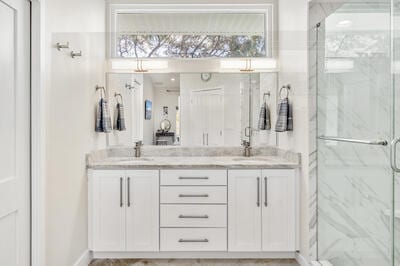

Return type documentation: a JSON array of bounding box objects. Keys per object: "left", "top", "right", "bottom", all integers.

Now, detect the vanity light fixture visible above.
[
  {"left": 110, "top": 59, "right": 168, "bottom": 71},
  {"left": 170, "top": 78, "right": 176, "bottom": 82},
  {"left": 240, "top": 59, "right": 255, "bottom": 72},
  {"left": 325, "top": 58, "right": 354, "bottom": 73},
  {"left": 220, "top": 58, "right": 278, "bottom": 72}
]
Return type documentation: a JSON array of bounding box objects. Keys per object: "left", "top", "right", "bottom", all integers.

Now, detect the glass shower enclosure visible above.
[{"left": 315, "top": 1, "right": 400, "bottom": 265}]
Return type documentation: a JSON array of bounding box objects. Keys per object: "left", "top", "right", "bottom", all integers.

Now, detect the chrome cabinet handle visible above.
[
  {"left": 257, "top": 177, "right": 260, "bottom": 207},
  {"left": 179, "top": 176, "right": 209, "bottom": 180},
  {"left": 127, "top": 177, "right": 131, "bottom": 207},
  {"left": 178, "top": 215, "right": 209, "bottom": 219},
  {"left": 179, "top": 194, "right": 209, "bottom": 198},
  {"left": 264, "top": 177, "right": 268, "bottom": 207},
  {"left": 391, "top": 137, "right": 400, "bottom": 172},
  {"left": 179, "top": 238, "right": 209, "bottom": 243},
  {"left": 120, "top": 177, "right": 123, "bottom": 207}
]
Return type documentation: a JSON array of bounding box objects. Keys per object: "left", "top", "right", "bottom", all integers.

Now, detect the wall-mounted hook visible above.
[
  {"left": 56, "top": 42, "right": 69, "bottom": 51},
  {"left": 96, "top": 85, "right": 106, "bottom": 98},
  {"left": 263, "top": 92, "right": 271, "bottom": 102},
  {"left": 279, "top": 84, "right": 291, "bottom": 99},
  {"left": 114, "top": 93, "right": 123, "bottom": 104},
  {"left": 71, "top": 51, "right": 82, "bottom": 58}
]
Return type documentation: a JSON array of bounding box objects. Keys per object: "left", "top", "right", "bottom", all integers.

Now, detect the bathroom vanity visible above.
[{"left": 87, "top": 147, "right": 300, "bottom": 259}]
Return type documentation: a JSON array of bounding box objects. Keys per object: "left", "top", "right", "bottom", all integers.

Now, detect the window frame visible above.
[{"left": 106, "top": 3, "right": 276, "bottom": 59}]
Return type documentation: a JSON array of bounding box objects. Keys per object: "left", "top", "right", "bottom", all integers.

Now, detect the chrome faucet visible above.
[
  {"left": 134, "top": 141, "right": 143, "bottom": 157},
  {"left": 242, "top": 140, "right": 252, "bottom": 157}
]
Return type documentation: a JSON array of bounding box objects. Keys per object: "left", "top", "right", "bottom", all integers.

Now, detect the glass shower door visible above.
[
  {"left": 316, "top": 2, "right": 393, "bottom": 265},
  {"left": 393, "top": 1, "right": 400, "bottom": 265}
]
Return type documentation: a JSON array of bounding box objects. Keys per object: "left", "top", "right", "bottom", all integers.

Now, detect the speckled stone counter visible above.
[{"left": 87, "top": 146, "right": 301, "bottom": 170}]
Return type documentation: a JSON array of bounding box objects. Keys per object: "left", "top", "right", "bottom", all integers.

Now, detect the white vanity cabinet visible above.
[
  {"left": 88, "top": 167, "right": 298, "bottom": 258},
  {"left": 228, "top": 169, "right": 296, "bottom": 252},
  {"left": 89, "top": 170, "right": 159, "bottom": 252}
]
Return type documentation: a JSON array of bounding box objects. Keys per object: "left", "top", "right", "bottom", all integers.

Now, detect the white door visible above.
[
  {"left": 261, "top": 169, "right": 296, "bottom": 251},
  {"left": 190, "top": 91, "right": 207, "bottom": 146},
  {"left": 126, "top": 170, "right": 159, "bottom": 251},
  {"left": 228, "top": 170, "right": 262, "bottom": 251},
  {"left": 0, "top": 0, "right": 30, "bottom": 265},
  {"left": 92, "top": 171, "right": 126, "bottom": 251},
  {"left": 206, "top": 89, "right": 224, "bottom": 146}
]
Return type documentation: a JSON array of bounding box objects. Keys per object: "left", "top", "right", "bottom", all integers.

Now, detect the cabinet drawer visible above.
[
  {"left": 160, "top": 186, "right": 227, "bottom": 204},
  {"left": 161, "top": 205, "right": 226, "bottom": 228},
  {"left": 160, "top": 170, "right": 227, "bottom": 186},
  {"left": 160, "top": 228, "right": 227, "bottom": 251}
]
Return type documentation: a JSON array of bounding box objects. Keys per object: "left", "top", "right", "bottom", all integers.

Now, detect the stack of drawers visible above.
[{"left": 159, "top": 169, "right": 228, "bottom": 251}]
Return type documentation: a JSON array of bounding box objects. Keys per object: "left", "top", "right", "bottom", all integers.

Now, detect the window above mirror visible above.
[{"left": 108, "top": 4, "right": 274, "bottom": 59}]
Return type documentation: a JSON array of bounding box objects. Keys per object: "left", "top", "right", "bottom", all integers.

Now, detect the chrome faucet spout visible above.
[
  {"left": 242, "top": 140, "right": 252, "bottom": 157},
  {"left": 134, "top": 141, "right": 143, "bottom": 158}
]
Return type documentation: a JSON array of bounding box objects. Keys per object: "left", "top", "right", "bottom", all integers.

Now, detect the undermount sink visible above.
[{"left": 108, "top": 157, "right": 154, "bottom": 162}]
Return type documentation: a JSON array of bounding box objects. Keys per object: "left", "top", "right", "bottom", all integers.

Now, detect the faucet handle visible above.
[{"left": 135, "top": 141, "right": 143, "bottom": 147}]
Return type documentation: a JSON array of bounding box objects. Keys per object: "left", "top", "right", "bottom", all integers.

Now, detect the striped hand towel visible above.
[
  {"left": 258, "top": 102, "right": 267, "bottom": 130},
  {"left": 101, "top": 99, "right": 112, "bottom": 133},
  {"left": 114, "top": 103, "right": 126, "bottom": 131},
  {"left": 258, "top": 102, "right": 271, "bottom": 131},
  {"left": 95, "top": 98, "right": 112, "bottom": 133},
  {"left": 95, "top": 99, "right": 102, "bottom": 132},
  {"left": 275, "top": 97, "right": 289, "bottom": 132}
]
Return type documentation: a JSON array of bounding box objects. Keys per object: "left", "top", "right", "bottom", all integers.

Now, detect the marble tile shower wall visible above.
[{"left": 308, "top": 3, "right": 342, "bottom": 261}]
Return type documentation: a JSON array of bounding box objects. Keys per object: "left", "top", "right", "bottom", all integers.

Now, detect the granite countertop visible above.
[{"left": 87, "top": 146, "right": 301, "bottom": 170}]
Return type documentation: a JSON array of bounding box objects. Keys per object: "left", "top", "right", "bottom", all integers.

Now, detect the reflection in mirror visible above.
[{"left": 106, "top": 73, "right": 277, "bottom": 147}]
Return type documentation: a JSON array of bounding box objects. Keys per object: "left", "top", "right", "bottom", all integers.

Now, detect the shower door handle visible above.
[
  {"left": 391, "top": 137, "right": 400, "bottom": 172},
  {"left": 318, "top": 136, "right": 388, "bottom": 146}
]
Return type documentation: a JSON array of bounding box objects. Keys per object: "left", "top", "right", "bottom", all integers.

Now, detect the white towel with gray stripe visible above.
[
  {"left": 275, "top": 97, "right": 293, "bottom": 132},
  {"left": 258, "top": 102, "right": 271, "bottom": 130},
  {"left": 95, "top": 98, "right": 112, "bottom": 133}
]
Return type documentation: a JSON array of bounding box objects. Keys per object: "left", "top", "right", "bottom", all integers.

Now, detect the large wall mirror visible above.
[{"left": 106, "top": 72, "right": 278, "bottom": 147}]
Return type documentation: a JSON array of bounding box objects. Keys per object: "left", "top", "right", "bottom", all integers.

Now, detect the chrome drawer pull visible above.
[
  {"left": 178, "top": 215, "right": 209, "bottom": 219},
  {"left": 119, "top": 177, "right": 124, "bottom": 207},
  {"left": 178, "top": 194, "right": 209, "bottom": 198},
  {"left": 178, "top": 176, "right": 209, "bottom": 180},
  {"left": 256, "top": 177, "right": 260, "bottom": 207},
  {"left": 178, "top": 238, "right": 209, "bottom": 243}
]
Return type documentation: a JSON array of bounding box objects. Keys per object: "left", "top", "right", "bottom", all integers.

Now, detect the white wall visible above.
[
  {"left": 44, "top": 0, "right": 106, "bottom": 265},
  {"left": 143, "top": 75, "right": 155, "bottom": 145},
  {"left": 107, "top": 73, "right": 144, "bottom": 146},
  {"left": 277, "top": 0, "right": 310, "bottom": 261}
]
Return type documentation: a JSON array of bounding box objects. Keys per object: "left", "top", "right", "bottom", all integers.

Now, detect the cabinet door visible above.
[
  {"left": 228, "top": 170, "right": 262, "bottom": 251},
  {"left": 261, "top": 169, "right": 296, "bottom": 251},
  {"left": 92, "top": 171, "right": 125, "bottom": 251},
  {"left": 125, "top": 170, "right": 159, "bottom": 251}
]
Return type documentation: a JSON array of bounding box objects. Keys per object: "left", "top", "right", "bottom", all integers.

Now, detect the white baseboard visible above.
[
  {"left": 93, "top": 251, "right": 296, "bottom": 259},
  {"left": 74, "top": 250, "right": 92, "bottom": 266},
  {"left": 295, "top": 252, "right": 310, "bottom": 266}
]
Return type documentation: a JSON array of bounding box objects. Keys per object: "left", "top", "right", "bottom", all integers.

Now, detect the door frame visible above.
[{"left": 31, "top": 0, "right": 45, "bottom": 265}]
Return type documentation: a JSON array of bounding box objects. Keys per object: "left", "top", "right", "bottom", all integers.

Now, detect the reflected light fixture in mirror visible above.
[
  {"left": 220, "top": 58, "right": 278, "bottom": 72},
  {"left": 111, "top": 59, "right": 169, "bottom": 71}
]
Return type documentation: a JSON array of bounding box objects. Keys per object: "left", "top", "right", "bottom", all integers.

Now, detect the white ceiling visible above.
[{"left": 148, "top": 73, "right": 180, "bottom": 90}]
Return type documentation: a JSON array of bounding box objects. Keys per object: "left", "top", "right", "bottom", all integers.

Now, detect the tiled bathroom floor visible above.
[{"left": 89, "top": 259, "right": 300, "bottom": 266}]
